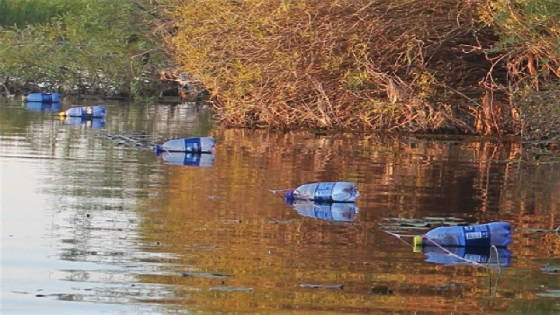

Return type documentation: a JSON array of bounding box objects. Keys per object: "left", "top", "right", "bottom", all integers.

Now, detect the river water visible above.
[{"left": 1, "top": 99, "right": 559, "bottom": 314}]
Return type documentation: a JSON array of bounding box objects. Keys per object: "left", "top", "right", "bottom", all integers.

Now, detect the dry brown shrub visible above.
[
  {"left": 474, "top": 0, "right": 560, "bottom": 136},
  {"left": 162, "top": 0, "right": 558, "bottom": 135}
]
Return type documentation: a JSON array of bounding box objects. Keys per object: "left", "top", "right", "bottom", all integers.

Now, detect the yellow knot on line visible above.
[{"left": 412, "top": 235, "right": 423, "bottom": 253}]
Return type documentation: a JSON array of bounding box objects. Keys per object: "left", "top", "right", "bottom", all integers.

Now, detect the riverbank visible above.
[
  {"left": 0, "top": 0, "right": 174, "bottom": 98},
  {"left": 1, "top": 0, "right": 559, "bottom": 141}
]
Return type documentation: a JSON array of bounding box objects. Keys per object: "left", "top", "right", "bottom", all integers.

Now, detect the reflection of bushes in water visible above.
[
  {"left": 164, "top": 0, "right": 560, "bottom": 137},
  {"left": 0, "top": 0, "right": 167, "bottom": 97},
  {"left": 216, "top": 129, "right": 559, "bottom": 222},
  {"left": 148, "top": 129, "right": 559, "bottom": 312}
]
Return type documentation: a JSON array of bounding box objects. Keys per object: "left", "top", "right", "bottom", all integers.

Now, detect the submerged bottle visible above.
[
  {"left": 289, "top": 200, "right": 358, "bottom": 222},
  {"left": 24, "top": 93, "right": 61, "bottom": 103},
  {"left": 154, "top": 137, "right": 215, "bottom": 153},
  {"left": 285, "top": 182, "right": 359, "bottom": 203},
  {"left": 160, "top": 152, "right": 215, "bottom": 167},
  {"left": 414, "top": 221, "right": 512, "bottom": 248},
  {"left": 59, "top": 105, "right": 106, "bottom": 118}
]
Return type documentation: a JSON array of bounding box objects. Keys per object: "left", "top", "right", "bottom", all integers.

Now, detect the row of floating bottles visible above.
[
  {"left": 24, "top": 93, "right": 513, "bottom": 268},
  {"left": 24, "top": 93, "right": 106, "bottom": 128}
]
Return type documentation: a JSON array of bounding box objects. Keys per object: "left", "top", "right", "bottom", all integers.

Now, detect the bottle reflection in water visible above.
[
  {"left": 420, "top": 246, "right": 511, "bottom": 268},
  {"left": 65, "top": 117, "right": 105, "bottom": 129},
  {"left": 161, "top": 152, "right": 215, "bottom": 167},
  {"left": 25, "top": 102, "right": 61, "bottom": 112},
  {"left": 287, "top": 200, "right": 358, "bottom": 222}
]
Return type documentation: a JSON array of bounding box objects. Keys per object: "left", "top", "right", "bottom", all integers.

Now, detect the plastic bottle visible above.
[
  {"left": 24, "top": 93, "right": 61, "bottom": 103},
  {"left": 284, "top": 182, "right": 359, "bottom": 203},
  {"left": 289, "top": 200, "right": 358, "bottom": 222},
  {"left": 413, "top": 222, "right": 512, "bottom": 248},
  {"left": 154, "top": 137, "right": 215, "bottom": 153},
  {"left": 421, "top": 246, "right": 511, "bottom": 268},
  {"left": 161, "top": 152, "right": 215, "bottom": 167},
  {"left": 59, "top": 105, "right": 106, "bottom": 118}
]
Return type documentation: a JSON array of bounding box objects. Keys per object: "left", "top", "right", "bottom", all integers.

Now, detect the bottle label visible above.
[
  {"left": 184, "top": 138, "right": 201, "bottom": 152},
  {"left": 464, "top": 254, "right": 486, "bottom": 263},
  {"left": 314, "top": 182, "right": 335, "bottom": 202},
  {"left": 463, "top": 225, "right": 490, "bottom": 247},
  {"left": 183, "top": 153, "right": 200, "bottom": 166},
  {"left": 313, "top": 204, "right": 333, "bottom": 221}
]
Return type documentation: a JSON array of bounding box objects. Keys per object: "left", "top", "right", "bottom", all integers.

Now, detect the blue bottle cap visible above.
[
  {"left": 284, "top": 191, "right": 295, "bottom": 205},
  {"left": 154, "top": 145, "right": 162, "bottom": 155}
]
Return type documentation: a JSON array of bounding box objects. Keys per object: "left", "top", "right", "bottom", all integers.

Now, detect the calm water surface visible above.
[{"left": 1, "top": 99, "right": 559, "bottom": 314}]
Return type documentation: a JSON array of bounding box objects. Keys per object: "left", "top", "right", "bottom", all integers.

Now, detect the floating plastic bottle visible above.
[
  {"left": 284, "top": 182, "right": 359, "bottom": 203},
  {"left": 420, "top": 245, "right": 511, "bottom": 268},
  {"left": 24, "top": 93, "right": 61, "bottom": 103},
  {"left": 161, "top": 152, "right": 215, "bottom": 167},
  {"left": 154, "top": 137, "right": 215, "bottom": 153},
  {"left": 65, "top": 116, "right": 105, "bottom": 129},
  {"left": 288, "top": 200, "right": 358, "bottom": 222},
  {"left": 413, "top": 222, "right": 512, "bottom": 248},
  {"left": 25, "top": 101, "right": 61, "bottom": 112},
  {"left": 59, "top": 105, "right": 106, "bottom": 118}
]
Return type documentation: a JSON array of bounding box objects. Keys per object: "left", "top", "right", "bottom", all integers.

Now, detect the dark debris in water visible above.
[
  {"left": 181, "top": 272, "right": 231, "bottom": 278},
  {"left": 537, "top": 289, "right": 560, "bottom": 298},
  {"left": 434, "top": 283, "right": 465, "bottom": 292},
  {"left": 223, "top": 219, "right": 242, "bottom": 224},
  {"left": 522, "top": 227, "right": 560, "bottom": 233},
  {"left": 379, "top": 216, "right": 468, "bottom": 232},
  {"left": 299, "top": 283, "right": 343, "bottom": 290},
  {"left": 541, "top": 264, "right": 560, "bottom": 275},
  {"left": 103, "top": 133, "right": 160, "bottom": 149},
  {"left": 369, "top": 285, "right": 393, "bottom": 295},
  {"left": 269, "top": 219, "right": 294, "bottom": 225},
  {"left": 210, "top": 287, "right": 253, "bottom": 292}
]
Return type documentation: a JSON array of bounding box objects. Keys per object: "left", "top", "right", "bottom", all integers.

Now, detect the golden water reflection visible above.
[
  {"left": 1, "top": 100, "right": 558, "bottom": 313},
  {"left": 139, "top": 129, "right": 560, "bottom": 313}
]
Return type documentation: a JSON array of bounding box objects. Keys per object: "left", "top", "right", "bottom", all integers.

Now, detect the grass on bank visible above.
[
  {"left": 0, "top": 0, "right": 169, "bottom": 97},
  {"left": 0, "top": 0, "right": 82, "bottom": 27}
]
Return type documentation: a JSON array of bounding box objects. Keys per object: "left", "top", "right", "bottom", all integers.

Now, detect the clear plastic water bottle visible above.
[
  {"left": 421, "top": 246, "right": 511, "bottom": 268},
  {"left": 289, "top": 200, "right": 358, "bottom": 222},
  {"left": 154, "top": 137, "right": 215, "bottom": 153},
  {"left": 60, "top": 105, "right": 106, "bottom": 118},
  {"left": 161, "top": 152, "right": 215, "bottom": 167},
  {"left": 285, "top": 182, "right": 359, "bottom": 203},
  {"left": 414, "top": 222, "right": 512, "bottom": 248},
  {"left": 24, "top": 93, "right": 61, "bottom": 103}
]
